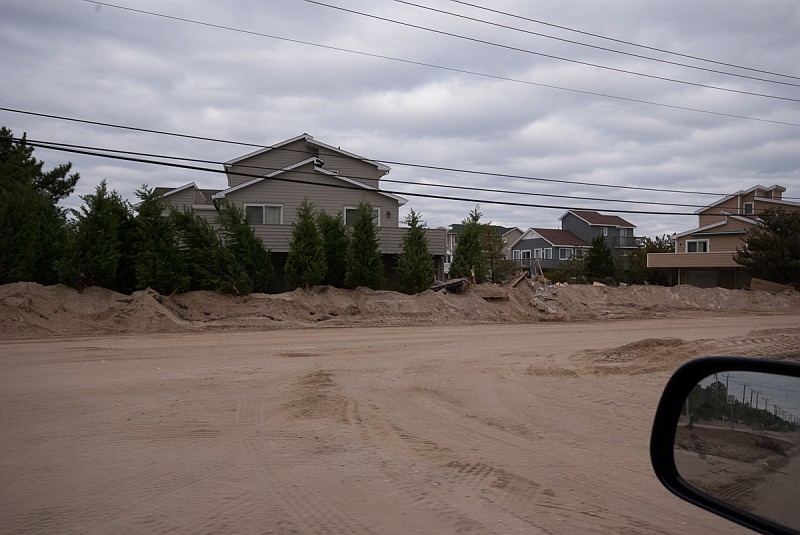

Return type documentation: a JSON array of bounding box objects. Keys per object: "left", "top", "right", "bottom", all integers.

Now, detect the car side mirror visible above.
[{"left": 651, "top": 357, "right": 800, "bottom": 535}]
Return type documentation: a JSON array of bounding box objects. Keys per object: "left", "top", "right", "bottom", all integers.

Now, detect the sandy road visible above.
[{"left": 2, "top": 315, "right": 798, "bottom": 534}]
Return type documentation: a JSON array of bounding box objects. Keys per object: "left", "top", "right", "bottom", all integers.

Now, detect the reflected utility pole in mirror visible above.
[{"left": 651, "top": 357, "right": 800, "bottom": 535}]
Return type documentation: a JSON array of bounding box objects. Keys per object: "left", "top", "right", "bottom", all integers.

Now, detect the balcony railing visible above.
[{"left": 614, "top": 236, "right": 645, "bottom": 248}]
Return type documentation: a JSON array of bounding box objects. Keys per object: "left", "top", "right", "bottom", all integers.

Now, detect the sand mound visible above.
[{"left": 1, "top": 281, "right": 798, "bottom": 338}]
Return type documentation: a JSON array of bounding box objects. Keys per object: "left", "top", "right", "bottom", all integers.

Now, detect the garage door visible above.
[{"left": 686, "top": 271, "right": 718, "bottom": 288}]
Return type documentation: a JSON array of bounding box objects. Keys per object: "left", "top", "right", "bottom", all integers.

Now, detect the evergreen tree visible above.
[
  {"left": 585, "top": 235, "right": 615, "bottom": 281},
  {"left": 481, "top": 224, "right": 507, "bottom": 283},
  {"left": 317, "top": 210, "right": 349, "bottom": 287},
  {"left": 0, "top": 128, "right": 79, "bottom": 203},
  {"left": 171, "top": 207, "right": 252, "bottom": 295},
  {"left": 217, "top": 201, "right": 275, "bottom": 293},
  {"left": 345, "top": 200, "right": 384, "bottom": 289},
  {"left": 450, "top": 206, "right": 486, "bottom": 283},
  {"left": 284, "top": 199, "right": 326, "bottom": 289},
  {"left": 133, "top": 185, "right": 189, "bottom": 294},
  {"left": 397, "top": 209, "right": 434, "bottom": 294},
  {"left": 57, "top": 180, "right": 133, "bottom": 291},
  {"left": 624, "top": 235, "right": 674, "bottom": 285},
  {"left": 0, "top": 127, "right": 77, "bottom": 284},
  {"left": 734, "top": 208, "right": 800, "bottom": 288}
]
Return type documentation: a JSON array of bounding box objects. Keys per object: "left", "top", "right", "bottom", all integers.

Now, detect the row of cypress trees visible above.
[
  {"left": 1, "top": 127, "right": 437, "bottom": 296},
  {"left": 284, "top": 199, "right": 435, "bottom": 294}
]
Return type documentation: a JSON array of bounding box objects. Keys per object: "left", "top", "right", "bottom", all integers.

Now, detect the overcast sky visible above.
[{"left": 2, "top": 0, "right": 799, "bottom": 236}]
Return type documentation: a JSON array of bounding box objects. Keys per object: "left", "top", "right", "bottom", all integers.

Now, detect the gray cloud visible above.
[{"left": 1, "top": 0, "right": 798, "bottom": 238}]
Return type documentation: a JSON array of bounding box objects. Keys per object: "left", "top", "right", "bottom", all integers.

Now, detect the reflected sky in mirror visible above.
[{"left": 674, "top": 371, "right": 800, "bottom": 531}]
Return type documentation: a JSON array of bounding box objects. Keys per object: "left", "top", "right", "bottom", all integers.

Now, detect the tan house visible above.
[
  {"left": 156, "top": 133, "right": 447, "bottom": 289},
  {"left": 647, "top": 184, "right": 800, "bottom": 288}
]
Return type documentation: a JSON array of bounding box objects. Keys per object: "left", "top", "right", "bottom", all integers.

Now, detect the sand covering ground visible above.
[
  {"left": 2, "top": 281, "right": 799, "bottom": 337},
  {"left": 3, "top": 281, "right": 800, "bottom": 533}
]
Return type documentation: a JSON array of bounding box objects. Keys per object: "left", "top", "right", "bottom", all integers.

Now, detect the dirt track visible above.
[{"left": 3, "top": 314, "right": 799, "bottom": 534}]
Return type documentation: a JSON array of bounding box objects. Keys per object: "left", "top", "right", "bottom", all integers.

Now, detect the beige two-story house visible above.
[
  {"left": 647, "top": 184, "right": 800, "bottom": 288},
  {"left": 156, "top": 133, "right": 447, "bottom": 290}
]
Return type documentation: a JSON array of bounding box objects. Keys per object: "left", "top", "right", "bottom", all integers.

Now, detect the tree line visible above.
[
  {"left": 687, "top": 380, "right": 796, "bottom": 433},
  {"left": 3, "top": 126, "right": 797, "bottom": 293},
  {"left": 0, "top": 127, "right": 435, "bottom": 295},
  {"left": 447, "top": 205, "right": 679, "bottom": 285}
]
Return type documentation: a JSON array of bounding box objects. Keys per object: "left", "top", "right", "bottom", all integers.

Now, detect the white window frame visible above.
[
  {"left": 602, "top": 227, "right": 608, "bottom": 236},
  {"left": 743, "top": 202, "right": 754, "bottom": 215},
  {"left": 344, "top": 205, "right": 380, "bottom": 227},
  {"left": 559, "top": 248, "right": 573, "bottom": 260},
  {"left": 245, "top": 204, "right": 283, "bottom": 225},
  {"left": 534, "top": 248, "right": 543, "bottom": 259},
  {"left": 686, "top": 239, "right": 709, "bottom": 253},
  {"left": 513, "top": 249, "right": 531, "bottom": 260}
]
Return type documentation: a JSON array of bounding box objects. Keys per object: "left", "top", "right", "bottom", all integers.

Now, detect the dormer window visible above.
[{"left": 743, "top": 202, "right": 754, "bottom": 215}]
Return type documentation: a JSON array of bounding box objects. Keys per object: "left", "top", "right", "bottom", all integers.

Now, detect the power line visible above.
[
  {"left": 76, "top": 1, "right": 800, "bottom": 126},
  {"left": 9, "top": 136, "right": 704, "bottom": 216},
  {"left": 16, "top": 137, "right": 709, "bottom": 209},
  {"left": 446, "top": 0, "right": 800, "bottom": 81},
  {"left": 390, "top": 0, "right": 799, "bottom": 87},
  {"left": 2, "top": 106, "right": 764, "bottom": 198},
  {"left": 303, "top": 0, "right": 799, "bottom": 102}
]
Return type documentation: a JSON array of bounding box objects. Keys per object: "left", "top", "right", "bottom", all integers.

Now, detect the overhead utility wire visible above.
[
  {"left": 21, "top": 138, "right": 707, "bottom": 209},
  {"left": 76, "top": 2, "right": 800, "bottom": 127},
  {"left": 13, "top": 137, "right": 701, "bottom": 216},
  {"left": 303, "top": 0, "right": 799, "bottom": 102},
  {"left": 390, "top": 0, "right": 800, "bottom": 88},
  {"left": 447, "top": 0, "right": 800, "bottom": 81},
  {"left": 1, "top": 107, "right": 752, "bottom": 198}
]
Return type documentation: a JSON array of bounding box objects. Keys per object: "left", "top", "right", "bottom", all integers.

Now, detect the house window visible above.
[
  {"left": 559, "top": 248, "right": 573, "bottom": 260},
  {"left": 686, "top": 239, "right": 709, "bottom": 253},
  {"left": 602, "top": 227, "right": 608, "bottom": 236},
  {"left": 543, "top": 248, "right": 552, "bottom": 260},
  {"left": 344, "top": 206, "right": 380, "bottom": 227},
  {"left": 743, "top": 202, "right": 754, "bottom": 215},
  {"left": 534, "top": 248, "right": 543, "bottom": 259},
  {"left": 512, "top": 249, "right": 531, "bottom": 260},
  {"left": 245, "top": 204, "right": 283, "bottom": 225}
]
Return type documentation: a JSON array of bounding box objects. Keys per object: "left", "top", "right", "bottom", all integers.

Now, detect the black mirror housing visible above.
[{"left": 651, "top": 356, "right": 800, "bottom": 535}]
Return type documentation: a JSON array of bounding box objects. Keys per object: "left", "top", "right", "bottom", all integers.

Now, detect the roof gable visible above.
[
  {"left": 674, "top": 214, "right": 759, "bottom": 239},
  {"left": 695, "top": 184, "right": 789, "bottom": 215},
  {"left": 530, "top": 228, "right": 589, "bottom": 247},
  {"left": 225, "top": 133, "right": 389, "bottom": 173},
  {"left": 560, "top": 210, "right": 635, "bottom": 228},
  {"left": 212, "top": 158, "right": 406, "bottom": 205},
  {"left": 512, "top": 228, "right": 588, "bottom": 248}
]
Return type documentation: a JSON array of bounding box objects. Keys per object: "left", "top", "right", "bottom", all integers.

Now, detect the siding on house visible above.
[
  {"left": 317, "top": 147, "right": 382, "bottom": 189},
  {"left": 647, "top": 184, "right": 799, "bottom": 288},
  {"left": 225, "top": 135, "right": 387, "bottom": 189},
  {"left": 697, "top": 184, "right": 786, "bottom": 227},
  {"left": 226, "top": 138, "right": 311, "bottom": 188},
  {"left": 560, "top": 210, "right": 636, "bottom": 249},
  {"left": 509, "top": 228, "right": 588, "bottom": 270},
  {"left": 220, "top": 161, "right": 401, "bottom": 228},
  {"left": 153, "top": 134, "right": 448, "bottom": 288}
]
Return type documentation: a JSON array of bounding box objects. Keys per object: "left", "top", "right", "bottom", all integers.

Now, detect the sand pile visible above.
[{"left": 1, "top": 281, "right": 798, "bottom": 338}]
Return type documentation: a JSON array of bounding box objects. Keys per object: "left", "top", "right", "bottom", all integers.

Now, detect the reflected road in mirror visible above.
[{"left": 674, "top": 371, "right": 800, "bottom": 531}]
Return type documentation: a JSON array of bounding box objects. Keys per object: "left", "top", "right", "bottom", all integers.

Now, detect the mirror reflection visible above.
[{"left": 674, "top": 371, "right": 800, "bottom": 530}]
